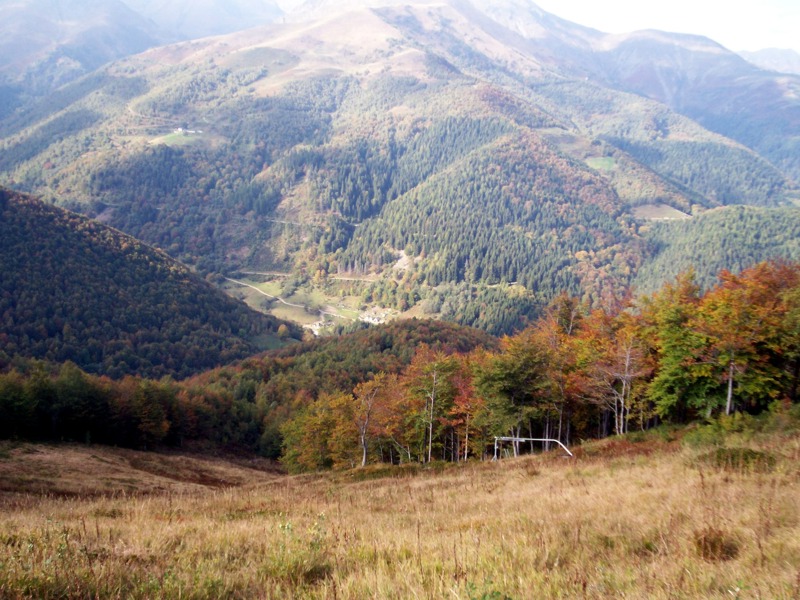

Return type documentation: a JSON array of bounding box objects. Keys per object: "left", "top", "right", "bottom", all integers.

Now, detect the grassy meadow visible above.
[{"left": 1, "top": 425, "right": 799, "bottom": 599}]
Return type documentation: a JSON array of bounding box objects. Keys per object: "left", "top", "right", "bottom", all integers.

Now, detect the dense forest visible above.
[
  {"left": 2, "top": 261, "right": 798, "bottom": 470},
  {"left": 636, "top": 206, "right": 800, "bottom": 293},
  {"left": 2, "top": 23, "right": 797, "bottom": 340},
  {"left": 341, "top": 130, "right": 627, "bottom": 293},
  {"left": 0, "top": 319, "right": 494, "bottom": 454},
  {"left": 0, "top": 188, "right": 301, "bottom": 379}
]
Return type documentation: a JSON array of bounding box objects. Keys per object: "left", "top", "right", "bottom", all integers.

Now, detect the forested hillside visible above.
[
  {"left": 2, "top": 261, "right": 799, "bottom": 467},
  {"left": 0, "top": 319, "right": 493, "bottom": 452},
  {"left": 0, "top": 188, "right": 300, "bottom": 379},
  {"left": 636, "top": 206, "right": 800, "bottom": 293},
  {"left": 0, "top": 0, "right": 798, "bottom": 336}
]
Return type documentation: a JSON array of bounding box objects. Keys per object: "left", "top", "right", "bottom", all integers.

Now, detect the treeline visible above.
[
  {"left": 0, "top": 320, "right": 495, "bottom": 456},
  {"left": 0, "top": 190, "right": 300, "bottom": 379},
  {"left": 3, "top": 262, "right": 798, "bottom": 468},
  {"left": 281, "top": 260, "right": 800, "bottom": 471}
]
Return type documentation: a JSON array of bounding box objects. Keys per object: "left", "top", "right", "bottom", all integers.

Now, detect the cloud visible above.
[{"left": 533, "top": 0, "right": 800, "bottom": 52}]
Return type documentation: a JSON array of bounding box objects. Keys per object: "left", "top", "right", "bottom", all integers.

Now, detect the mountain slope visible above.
[
  {"left": 634, "top": 205, "right": 800, "bottom": 294},
  {"left": 0, "top": 187, "right": 300, "bottom": 378},
  {"left": 0, "top": 0, "right": 164, "bottom": 96},
  {"left": 590, "top": 30, "right": 800, "bottom": 181},
  {"left": 0, "top": 0, "right": 799, "bottom": 334}
]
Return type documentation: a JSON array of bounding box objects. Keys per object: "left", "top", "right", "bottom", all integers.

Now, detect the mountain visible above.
[
  {"left": 0, "top": 0, "right": 164, "bottom": 99},
  {"left": 122, "top": 0, "right": 284, "bottom": 40},
  {"left": 590, "top": 31, "right": 800, "bottom": 181},
  {"left": 0, "top": 0, "right": 285, "bottom": 107},
  {"left": 0, "top": 187, "right": 301, "bottom": 379},
  {"left": 740, "top": 48, "right": 800, "bottom": 75},
  {"left": 1, "top": 0, "right": 799, "bottom": 335}
]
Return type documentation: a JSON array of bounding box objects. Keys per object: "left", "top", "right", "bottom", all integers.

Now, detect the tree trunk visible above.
[
  {"left": 427, "top": 370, "right": 437, "bottom": 463},
  {"left": 557, "top": 406, "right": 563, "bottom": 443},
  {"left": 361, "top": 431, "right": 368, "bottom": 467},
  {"left": 464, "top": 416, "right": 470, "bottom": 462},
  {"left": 726, "top": 359, "right": 735, "bottom": 415},
  {"left": 790, "top": 359, "right": 800, "bottom": 404},
  {"left": 544, "top": 416, "right": 550, "bottom": 451}
]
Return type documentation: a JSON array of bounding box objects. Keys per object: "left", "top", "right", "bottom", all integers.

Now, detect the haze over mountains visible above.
[
  {"left": 1, "top": 0, "right": 799, "bottom": 339},
  {"left": 0, "top": 0, "right": 162, "bottom": 101},
  {"left": 123, "top": 0, "right": 284, "bottom": 39},
  {"left": 740, "top": 48, "right": 800, "bottom": 75}
]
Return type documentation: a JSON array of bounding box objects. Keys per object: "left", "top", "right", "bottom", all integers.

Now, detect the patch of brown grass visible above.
[
  {"left": 0, "top": 443, "right": 282, "bottom": 497},
  {"left": 0, "top": 437, "right": 798, "bottom": 598}
]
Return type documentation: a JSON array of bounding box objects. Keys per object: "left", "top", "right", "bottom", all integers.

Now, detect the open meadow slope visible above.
[{"left": 1, "top": 422, "right": 799, "bottom": 599}]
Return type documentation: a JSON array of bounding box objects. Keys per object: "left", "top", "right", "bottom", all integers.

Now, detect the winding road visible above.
[{"left": 224, "top": 277, "right": 354, "bottom": 322}]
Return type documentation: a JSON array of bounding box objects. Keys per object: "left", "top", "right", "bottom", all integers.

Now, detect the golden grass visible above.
[{"left": 1, "top": 436, "right": 799, "bottom": 599}]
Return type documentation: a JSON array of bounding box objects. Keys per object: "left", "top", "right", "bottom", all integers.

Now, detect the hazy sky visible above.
[{"left": 533, "top": 0, "right": 800, "bottom": 53}]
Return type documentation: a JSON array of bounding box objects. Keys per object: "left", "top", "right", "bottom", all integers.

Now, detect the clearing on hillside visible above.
[{"left": 1, "top": 427, "right": 798, "bottom": 598}]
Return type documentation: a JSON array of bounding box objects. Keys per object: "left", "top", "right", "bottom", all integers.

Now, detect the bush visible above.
[{"left": 682, "top": 422, "right": 725, "bottom": 448}]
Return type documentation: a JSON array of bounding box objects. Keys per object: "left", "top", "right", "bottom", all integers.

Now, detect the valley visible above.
[
  {"left": 2, "top": 2, "right": 800, "bottom": 597},
  {"left": 2, "top": 0, "right": 799, "bottom": 337}
]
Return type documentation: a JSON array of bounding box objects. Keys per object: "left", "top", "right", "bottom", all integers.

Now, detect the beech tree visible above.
[
  {"left": 583, "top": 309, "right": 651, "bottom": 435},
  {"left": 442, "top": 354, "right": 485, "bottom": 461},
  {"left": 474, "top": 330, "right": 549, "bottom": 456},
  {"left": 401, "top": 345, "right": 458, "bottom": 463},
  {"left": 531, "top": 294, "right": 588, "bottom": 445},
  {"left": 780, "top": 284, "right": 800, "bottom": 403},
  {"left": 352, "top": 373, "right": 397, "bottom": 467},
  {"left": 641, "top": 271, "right": 714, "bottom": 421},
  {"left": 694, "top": 261, "right": 798, "bottom": 414}
]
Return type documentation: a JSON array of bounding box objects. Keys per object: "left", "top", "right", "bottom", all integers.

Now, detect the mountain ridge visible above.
[{"left": 1, "top": 0, "right": 799, "bottom": 335}]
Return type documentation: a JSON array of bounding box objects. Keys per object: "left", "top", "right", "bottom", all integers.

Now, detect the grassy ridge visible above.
[{"left": 1, "top": 418, "right": 798, "bottom": 598}]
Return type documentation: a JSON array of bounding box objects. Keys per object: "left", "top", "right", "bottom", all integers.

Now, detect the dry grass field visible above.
[{"left": 1, "top": 427, "right": 799, "bottom": 599}]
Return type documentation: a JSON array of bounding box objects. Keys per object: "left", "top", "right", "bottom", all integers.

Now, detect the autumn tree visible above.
[
  {"left": 641, "top": 271, "right": 715, "bottom": 421},
  {"left": 280, "top": 392, "right": 347, "bottom": 473},
  {"left": 352, "top": 373, "right": 398, "bottom": 467},
  {"left": 582, "top": 309, "right": 651, "bottom": 435},
  {"left": 444, "top": 354, "right": 485, "bottom": 460},
  {"left": 474, "top": 330, "right": 548, "bottom": 456},
  {"left": 694, "top": 261, "right": 799, "bottom": 414},
  {"left": 780, "top": 283, "right": 800, "bottom": 403},
  {"left": 530, "top": 294, "right": 590, "bottom": 445},
  {"left": 401, "top": 345, "right": 458, "bottom": 463}
]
